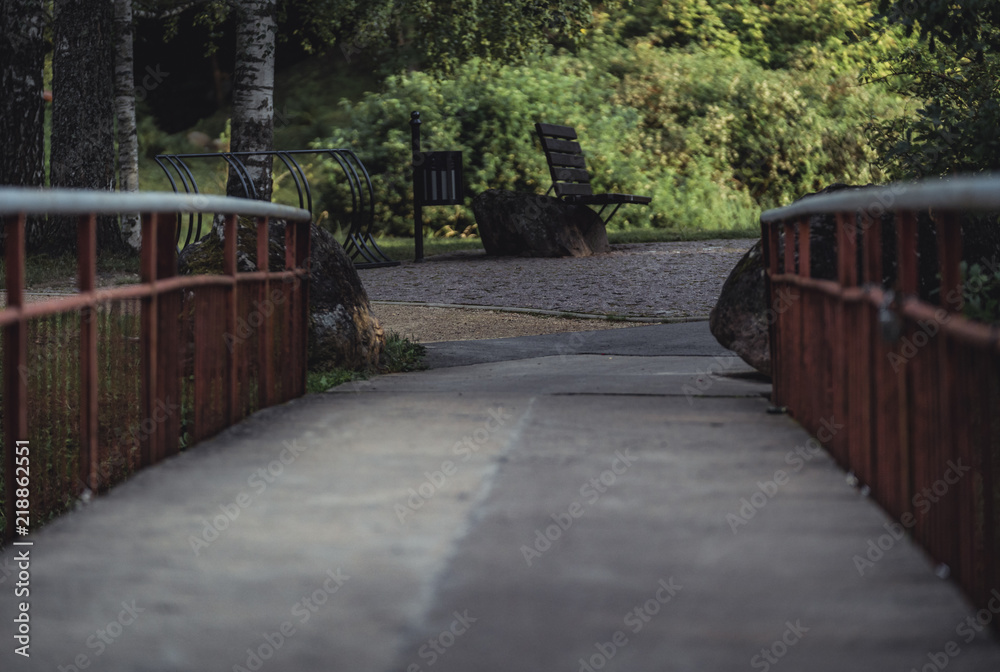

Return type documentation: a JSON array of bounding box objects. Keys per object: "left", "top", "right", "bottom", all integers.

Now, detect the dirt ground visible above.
[{"left": 369, "top": 303, "right": 638, "bottom": 343}]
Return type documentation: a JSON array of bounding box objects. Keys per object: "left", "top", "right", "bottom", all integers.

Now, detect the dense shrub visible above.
[
  {"left": 619, "top": 0, "right": 894, "bottom": 70},
  {"left": 315, "top": 11, "right": 905, "bottom": 236}
]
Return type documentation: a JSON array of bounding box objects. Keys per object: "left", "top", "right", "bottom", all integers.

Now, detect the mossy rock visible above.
[{"left": 179, "top": 218, "right": 385, "bottom": 370}]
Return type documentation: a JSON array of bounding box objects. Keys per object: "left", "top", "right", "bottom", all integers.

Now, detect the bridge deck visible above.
[{"left": 3, "top": 322, "right": 999, "bottom": 671}]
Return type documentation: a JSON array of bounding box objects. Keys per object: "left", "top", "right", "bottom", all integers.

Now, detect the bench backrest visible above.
[{"left": 535, "top": 123, "right": 595, "bottom": 198}]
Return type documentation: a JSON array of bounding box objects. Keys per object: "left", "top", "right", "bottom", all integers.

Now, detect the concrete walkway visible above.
[{"left": 3, "top": 322, "right": 1000, "bottom": 671}]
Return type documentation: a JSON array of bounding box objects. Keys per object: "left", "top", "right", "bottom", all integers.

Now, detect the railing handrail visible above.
[
  {"left": 0, "top": 186, "right": 311, "bottom": 220},
  {"left": 761, "top": 173, "right": 1000, "bottom": 223}
]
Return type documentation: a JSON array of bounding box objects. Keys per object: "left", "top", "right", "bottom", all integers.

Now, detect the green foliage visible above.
[
  {"left": 306, "top": 367, "right": 366, "bottom": 393},
  {"left": 379, "top": 331, "right": 428, "bottom": 372},
  {"left": 875, "top": 0, "right": 1000, "bottom": 54},
  {"left": 867, "top": 2, "right": 1000, "bottom": 177},
  {"left": 306, "top": 331, "right": 427, "bottom": 393},
  {"left": 620, "top": 0, "right": 887, "bottom": 70},
  {"left": 960, "top": 260, "right": 1000, "bottom": 324},
  {"left": 374, "top": 237, "right": 492, "bottom": 261},
  {"left": 410, "top": 0, "right": 608, "bottom": 72},
  {"left": 317, "top": 37, "right": 898, "bottom": 235}
]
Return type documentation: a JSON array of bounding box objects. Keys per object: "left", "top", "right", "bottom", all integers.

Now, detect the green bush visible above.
[
  {"left": 315, "top": 36, "right": 902, "bottom": 236},
  {"left": 619, "top": 0, "right": 895, "bottom": 71}
]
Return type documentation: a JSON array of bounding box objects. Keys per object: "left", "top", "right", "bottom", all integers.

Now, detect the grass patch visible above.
[
  {"left": 305, "top": 368, "right": 366, "bottom": 394},
  {"left": 371, "top": 237, "right": 486, "bottom": 262},
  {"left": 368, "top": 226, "right": 759, "bottom": 262},
  {"left": 306, "top": 331, "right": 427, "bottom": 393},
  {"left": 608, "top": 227, "right": 759, "bottom": 244},
  {"left": 379, "top": 331, "right": 428, "bottom": 373}
]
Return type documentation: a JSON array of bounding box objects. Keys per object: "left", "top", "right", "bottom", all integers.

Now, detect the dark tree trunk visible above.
[
  {"left": 225, "top": 0, "right": 276, "bottom": 205},
  {"left": 0, "top": 0, "right": 47, "bottom": 252},
  {"left": 51, "top": 0, "right": 124, "bottom": 254}
]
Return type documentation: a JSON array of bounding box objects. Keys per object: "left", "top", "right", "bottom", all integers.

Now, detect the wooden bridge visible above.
[{"left": 0, "top": 183, "right": 998, "bottom": 670}]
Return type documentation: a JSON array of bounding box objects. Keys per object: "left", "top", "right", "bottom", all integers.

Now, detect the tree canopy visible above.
[{"left": 867, "top": 1, "right": 1000, "bottom": 176}]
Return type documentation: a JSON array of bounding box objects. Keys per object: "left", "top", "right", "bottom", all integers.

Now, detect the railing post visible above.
[
  {"left": 896, "top": 212, "right": 918, "bottom": 297},
  {"left": 894, "top": 211, "right": 918, "bottom": 533},
  {"left": 139, "top": 213, "right": 159, "bottom": 467},
  {"left": 937, "top": 212, "right": 963, "bottom": 311},
  {"left": 156, "top": 215, "right": 180, "bottom": 460},
  {"left": 3, "top": 214, "right": 28, "bottom": 543},
  {"left": 257, "top": 216, "right": 273, "bottom": 408},
  {"left": 411, "top": 110, "right": 424, "bottom": 263},
  {"left": 224, "top": 213, "right": 239, "bottom": 423},
  {"left": 796, "top": 217, "right": 814, "bottom": 426},
  {"left": 936, "top": 211, "right": 963, "bottom": 576},
  {"left": 763, "top": 220, "right": 781, "bottom": 406},
  {"left": 296, "top": 218, "right": 310, "bottom": 395},
  {"left": 285, "top": 217, "right": 310, "bottom": 398},
  {"left": 861, "top": 213, "right": 882, "bottom": 286},
  {"left": 78, "top": 214, "right": 99, "bottom": 492}
]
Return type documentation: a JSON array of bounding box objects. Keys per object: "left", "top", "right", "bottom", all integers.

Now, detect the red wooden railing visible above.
[
  {"left": 1, "top": 189, "right": 311, "bottom": 542},
  {"left": 762, "top": 176, "right": 999, "bottom": 621}
]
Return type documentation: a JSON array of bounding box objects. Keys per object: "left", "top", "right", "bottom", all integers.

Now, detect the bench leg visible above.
[{"left": 601, "top": 203, "right": 623, "bottom": 225}]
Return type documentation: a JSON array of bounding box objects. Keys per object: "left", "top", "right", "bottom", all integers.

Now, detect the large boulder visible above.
[
  {"left": 709, "top": 238, "right": 770, "bottom": 376},
  {"left": 472, "top": 189, "right": 610, "bottom": 257},
  {"left": 710, "top": 184, "right": 859, "bottom": 376},
  {"left": 306, "top": 223, "right": 384, "bottom": 370},
  {"left": 179, "top": 218, "right": 384, "bottom": 371}
]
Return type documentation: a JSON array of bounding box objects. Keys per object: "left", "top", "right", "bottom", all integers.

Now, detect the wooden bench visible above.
[{"left": 535, "top": 122, "right": 651, "bottom": 225}]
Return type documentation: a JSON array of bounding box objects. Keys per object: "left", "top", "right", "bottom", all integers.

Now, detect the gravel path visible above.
[{"left": 361, "top": 240, "right": 753, "bottom": 318}]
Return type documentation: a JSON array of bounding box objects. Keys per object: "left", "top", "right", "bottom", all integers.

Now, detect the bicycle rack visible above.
[{"left": 154, "top": 149, "right": 399, "bottom": 268}]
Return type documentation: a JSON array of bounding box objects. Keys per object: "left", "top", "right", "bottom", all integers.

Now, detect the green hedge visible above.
[{"left": 315, "top": 39, "right": 903, "bottom": 236}]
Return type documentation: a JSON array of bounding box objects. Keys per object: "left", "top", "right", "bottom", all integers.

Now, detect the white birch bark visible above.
[
  {"left": 224, "top": 0, "right": 277, "bottom": 211},
  {"left": 114, "top": 0, "right": 141, "bottom": 249}
]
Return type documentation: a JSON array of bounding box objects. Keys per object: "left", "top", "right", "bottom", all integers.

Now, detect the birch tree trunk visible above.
[
  {"left": 114, "top": 0, "right": 141, "bottom": 249},
  {"left": 51, "top": 0, "right": 124, "bottom": 253},
  {"left": 0, "top": 0, "right": 47, "bottom": 252},
  {"left": 225, "top": 0, "right": 277, "bottom": 208}
]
